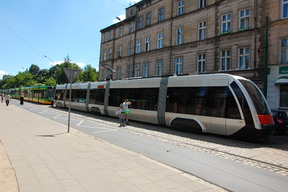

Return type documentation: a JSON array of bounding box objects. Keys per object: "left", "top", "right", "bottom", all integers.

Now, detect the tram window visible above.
[
  {"left": 55, "top": 90, "right": 65, "bottom": 100},
  {"left": 70, "top": 89, "right": 87, "bottom": 103},
  {"left": 239, "top": 80, "right": 270, "bottom": 115},
  {"left": 166, "top": 87, "right": 241, "bottom": 119},
  {"left": 109, "top": 88, "right": 159, "bottom": 111},
  {"left": 89, "top": 89, "right": 105, "bottom": 104},
  {"left": 230, "top": 81, "right": 253, "bottom": 125}
]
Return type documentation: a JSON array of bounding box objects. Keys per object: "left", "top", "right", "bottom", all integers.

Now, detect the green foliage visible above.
[
  {"left": 81, "top": 64, "right": 98, "bottom": 82},
  {"left": 0, "top": 58, "right": 99, "bottom": 89}
]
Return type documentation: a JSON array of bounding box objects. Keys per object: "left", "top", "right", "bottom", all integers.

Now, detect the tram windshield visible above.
[{"left": 239, "top": 80, "right": 270, "bottom": 115}]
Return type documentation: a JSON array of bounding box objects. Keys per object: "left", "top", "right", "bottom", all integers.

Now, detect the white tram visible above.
[{"left": 54, "top": 74, "right": 275, "bottom": 138}]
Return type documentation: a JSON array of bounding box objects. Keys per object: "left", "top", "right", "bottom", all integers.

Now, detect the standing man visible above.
[
  {"left": 1, "top": 92, "right": 4, "bottom": 103},
  {"left": 5, "top": 94, "right": 11, "bottom": 106},
  {"left": 20, "top": 93, "right": 24, "bottom": 105},
  {"left": 123, "top": 99, "right": 132, "bottom": 125}
]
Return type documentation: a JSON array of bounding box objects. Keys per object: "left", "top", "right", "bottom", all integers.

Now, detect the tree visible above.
[
  {"left": 15, "top": 71, "right": 35, "bottom": 87},
  {"left": 37, "top": 69, "right": 50, "bottom": 83},
  {"left": 81, "top": 64, "right": 98, "bottom": 82},
  {"left": 29, "top": 64, "right": 40, "bottom": 76},
  {"left": 44, "top": 77, "right": 57, "bottom": 86},
  {"left": 54, "top": 58, "right": 82, "bottom": 84}
]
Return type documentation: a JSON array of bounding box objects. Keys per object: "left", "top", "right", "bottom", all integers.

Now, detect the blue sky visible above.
[{"left": 0, "top": 0, "right": 140, "bottom": 79}]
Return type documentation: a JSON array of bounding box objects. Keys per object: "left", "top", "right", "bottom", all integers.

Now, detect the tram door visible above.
[{"left": 207, "top": 87, "right": 229, "bottom": 135}]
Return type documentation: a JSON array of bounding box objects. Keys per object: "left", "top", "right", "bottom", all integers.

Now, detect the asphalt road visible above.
[{"left": 13, "top": 100, "right": 288, "bottom": 192}]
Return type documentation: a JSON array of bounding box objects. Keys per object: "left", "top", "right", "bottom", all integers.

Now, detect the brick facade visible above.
[{"left": 99, "top": 0, "right": 288, "bottom": 110}]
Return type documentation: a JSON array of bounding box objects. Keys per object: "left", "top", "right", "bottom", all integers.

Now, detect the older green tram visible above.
[{"left": 9, "top": 86, "right": 54, "bottom": 104}]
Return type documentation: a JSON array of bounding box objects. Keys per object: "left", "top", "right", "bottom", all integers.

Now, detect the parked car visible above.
[{"left": 271, "top": 110, "right": 288, "bottom": 135}]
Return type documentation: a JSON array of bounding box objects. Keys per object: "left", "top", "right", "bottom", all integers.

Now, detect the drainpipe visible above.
[
  {"left": 169, "top": 0, "right": 174, "bottom": 75},
  {"left": 253, "top": 0, "right": 258, "bottom": 79},
  {"left": 263, "top": 16, "right": 269, "bottom": 98}
]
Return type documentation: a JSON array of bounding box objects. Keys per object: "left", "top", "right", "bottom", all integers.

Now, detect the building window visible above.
[
  {"left": 127, "top": 65, "right": 132, "bottom": 78},
  {"left": 143, "top": 62, "right": 149, "bottom": 77},
  {"left": 116, "top": 66, "right": 121, "bottom": 80},
  {"left": 145, "top": 37, "right": 150, "bottom": 52},
  {"left": 221, "top": 13, "right": 231, "bottom": 33},
  {"left": 176, "top": 28, "right": 183, "bottom": 45},
  {"left": 220, "top": 50, "right": 231, "bottom": 71},
  {"left": 282, "top": 0, "right": 288, "bottom": 19},
  {"left": 281, "top": 38, "right": 288, "bottom": 64},
  {"left": 103, "top": 50, "right": 107, "bottom": 61},
  {"left": 156, "top": 59, "right": 163, "bottom": 76},
  {"left": 109, "top": 30, "right": 114, "bottom": 40},
  {"left": 128, "top": 41, "right": 133, "bottom": 56},
  {"left": 238, "top": 47, "right": 250, "bottom": 69},
  {"left": 199, "top": 0, "right": 206, "bottom": 8},
  {"left": 157, "top": 33, "right": 164, "bottom": 49},
  {"left": 175, "top": 57, "right": 183, "bottom": 75},
  {"left": 158, "top": 8, "right": 165, "bottom": 22},
  {"left": 239, "top": 9, "right": 250, "bottom": 30},
  {"left": 198, "top": 21, "right": 206, "bottom": 40},
  {"left": 119, "top": 26, "right": 124, "bottom": 37},
  {"left": 104, "top": 32, "right": 108, "bottom": 42},
  {"left": 135, "top": 64, "right": 140, "bottom": 77},
  {"left": 101, "top": 69, "right": 106, "bottom": 81},
  {"left": 146, "top": 12, "right": 151, "bottom": 26},
  {"left": 197, "top": 54, "right": 206, "bottom": 73},
  {"left": 137, "top": 17, "right": 143, "bottom": 29},
  {"left": 118, "top": 45, "right": 122, "bottom": 57},
  {"left": 280, "top": 85, "right": 288, "bottom": 107},
  {"left": 108, "top": 49, "right": 112, "bottom": 60},
  {"left": 177, "top": 1, "right": 184, "bottom": 16},
  {"left": 129, "top": 22, "right": 135, "bottom": 33},
  {"left": 136, "top": 40, "right": 141, "bottom": 54}
]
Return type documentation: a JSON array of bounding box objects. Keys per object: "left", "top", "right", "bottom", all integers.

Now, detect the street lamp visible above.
[{"left": 44, "top": 55, "right": 54, "bottom": 76}]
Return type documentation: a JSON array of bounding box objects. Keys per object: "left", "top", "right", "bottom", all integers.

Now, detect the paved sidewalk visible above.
[{"left": 0, "top": 102, "right": 226, "bottom": 192}]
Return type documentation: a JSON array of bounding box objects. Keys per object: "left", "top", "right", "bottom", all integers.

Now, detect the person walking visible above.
[
  {"left": 117, "top": 104, "right": 125, "bottom": 127},
  {"left": 122, "top": 99, "right": 132, "bottom": 125},
  {"left": 5, "top": 94, "right": 11, "bottom": 106},
  {"left": 1, "top": 93, "right": 4, "bottom": 103},
  {"left": 20, "top": 93, "right": 24, "bottom": 105},
  {"left": 50, "top": 96, "right": 54, "bottom": 107}
]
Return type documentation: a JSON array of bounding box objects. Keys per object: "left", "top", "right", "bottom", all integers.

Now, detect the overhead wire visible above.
[{"left": 0, "top": 18, "right": 43, "bottom": 60}]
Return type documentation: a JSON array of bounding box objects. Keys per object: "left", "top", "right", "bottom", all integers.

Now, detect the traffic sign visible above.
[{"left": 64, "top": 68, "right": 81, "bottom": 83}]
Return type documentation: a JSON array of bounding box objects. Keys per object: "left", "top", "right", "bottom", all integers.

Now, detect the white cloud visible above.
[
  {"left": 50, "top": 61, "right": 64, "bottom": 66},
  {"left": 0, "top": 70, "right": 8, "bottom": 79},
  {"left": 76, "top": 62, "right": 85, "bottom": 68},
  {"left": 129, "top": 0, "right": 141, "bottom": 4}
]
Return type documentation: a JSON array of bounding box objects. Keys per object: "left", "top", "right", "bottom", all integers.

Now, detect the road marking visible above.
[
  {"left": 54, "top": 114, "right": 63, "bottom": 118},
  {"left": 76, "top": 120, "right": 84, "bottom": 126},
  {"left": 94, "top": 129, "right": 119, "bottom": 133}
]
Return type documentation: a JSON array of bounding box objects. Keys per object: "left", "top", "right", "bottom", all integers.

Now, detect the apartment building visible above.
[
  {"left": 266, "top": 0, "right": 288, "bottom": 110},
  {"left": 99, "top": 0, "right": 288, "bottom": 110}
]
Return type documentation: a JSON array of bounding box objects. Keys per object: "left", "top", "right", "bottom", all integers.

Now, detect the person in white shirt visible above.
[
  {"left": 5, "top": 94, "right": 11, "bottom": 106},
  {"left": 122, "top": 99, "right": 132, "bottom": 125}
]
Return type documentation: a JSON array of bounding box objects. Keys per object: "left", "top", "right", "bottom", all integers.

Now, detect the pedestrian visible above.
[
  {"left": 1, "top": 92, "right": 4, "bottom": 103},
  {"left": 5, "top": 94, "right": 11, "bottom": 106},
  {"left": 117, "top": 104, "right": 125, "bottom": 127},
  {"left": 50, "top": 96, "right": 54, "bottom": 107},
  {"left": 122, "top": 99, "right": 132, "bottom": 125},
  {"left": 20, "top": 93, "right": 24, "bottom": 105}
]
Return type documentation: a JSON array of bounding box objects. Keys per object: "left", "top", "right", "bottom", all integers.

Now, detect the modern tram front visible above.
[{"left": 230, "top": 78, "right": 275, "bottom": 138}]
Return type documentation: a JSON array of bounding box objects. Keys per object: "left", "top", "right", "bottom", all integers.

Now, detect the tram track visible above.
[{"left": 121, "top": 125, "right": 288, "bottom": 177}]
